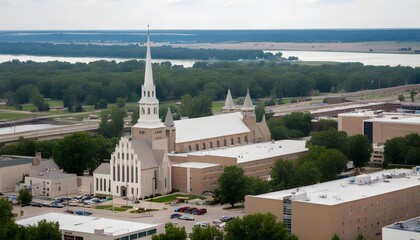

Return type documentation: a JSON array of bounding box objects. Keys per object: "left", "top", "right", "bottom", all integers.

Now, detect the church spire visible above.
[
  {"left": 164, "top": 107, "right": 174, "bottom": 127},
  {"left": 136, "top": 26, "right": 162, "bottom": 127},
  {"left": 242, "top": 88, "right": 254, "bottom": 111},
  {"left": 144, "top": 25, "right": 154, "bottom": 88},
  {"left": 222, "top": 88, "right": 236, "bottom": 112}
]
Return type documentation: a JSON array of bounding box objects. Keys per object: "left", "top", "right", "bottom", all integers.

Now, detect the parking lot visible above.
[{"left": 11, "top": 195, "right": 245, "bottom": 233}]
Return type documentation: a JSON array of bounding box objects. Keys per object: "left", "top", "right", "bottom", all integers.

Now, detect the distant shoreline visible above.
[{"left": 166, "top": 41, "right": 420, "bottom": 54}]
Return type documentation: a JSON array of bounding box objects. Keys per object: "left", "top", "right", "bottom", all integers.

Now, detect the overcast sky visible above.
[{"left": 1, "top": 0, "right": 419, "bottom": 30}]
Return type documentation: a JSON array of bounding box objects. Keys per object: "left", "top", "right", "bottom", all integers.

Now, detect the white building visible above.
[
  {"left": 16, "top": 212, "right": 163, "bottom": 240},
  {"left": 382, "top": 216, "right": 420, "bottom": 240}
]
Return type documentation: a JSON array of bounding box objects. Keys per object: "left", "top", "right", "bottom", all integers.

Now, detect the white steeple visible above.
[
  {"left": 222, "top": 88, "right": 236, "bottom": 112},
  {"left": 136, "top": 27, "right": 164, "bottom": 127}
]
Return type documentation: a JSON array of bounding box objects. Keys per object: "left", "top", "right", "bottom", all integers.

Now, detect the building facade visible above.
[
  {"left": 382, "top": 216, "right": 420, "bottom": 240},
  {"left": 245, "top": 169, "right": 420, "bottom": 240},
  {"left": 94, "top": 31, "right": 271, "bottom": 198}
]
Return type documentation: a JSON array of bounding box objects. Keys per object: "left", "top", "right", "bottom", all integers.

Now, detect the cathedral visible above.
[{"left": 93, "top": 32, "right": 271, "bottom": 199}]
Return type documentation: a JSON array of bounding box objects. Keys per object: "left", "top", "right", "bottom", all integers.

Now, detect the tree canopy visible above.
[
  {"left": 348, "top": 134, "right": 373, "bottom": 168},
  {"left": 384, "top": 133, "right": 420, "bottom": 165},
  {"left": 152, "top": 224, "right": 187, "bottom": 240},
  {"left": 224, "top": 213, "right": 298, "bottom": 240},
  {"left": 17, "top": 189, "right": 32, "bottom": 205},
  {"left": 214, "top": 166, "right": 248, "bottom": 207}
]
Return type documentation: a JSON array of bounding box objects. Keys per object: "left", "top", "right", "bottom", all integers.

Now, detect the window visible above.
[
  {"left": 209, "top": 142, "right": 213, "bottom": 148},
  {"left": 104, "top": 179, "right": 106, "bottom": 192},
  {"left": 148, "top": 108, "right": 150, "bottom": 114},
  {"left": 195, "top": 144, "right": 199, "bottom": 151},
  {"left": 130, "top": 233, "right": 138, "bottom": 240},
  {"left": 96, "top": 178, "right": 99, "bottom": 191},
  {"left": 138, "top": 232, "right": 147, "bottom": 238},
  {"left": 223, "top": 139, "right": 227, "bottom": 146},
  {"left": 148, "top": 91, "right": 150, "bottom": 97},
  {"left": 75, "top": 237, "right": 84, "bottom": 240},
  {"left": 188, "top": 145, "right": 192, "bottom": 151},
  {"left": 237, "top": 137, "right": 241, "bottom": 144},
  {"left": 100, "top": 178, "right": 102, "bottom": 191},
  {"left": 216, "top": 141, "right": 220, "bottom": 147},
  {"left": 147, "top": 229, "right": 157, "bottom": 235},
  {"left": 202, "top": 143, "right": 206, "bottom": 150},
  {"left": 116, "top": 186, "right": 119, "bottom": 193},
  {"left": 230, "top": 138, "right": 234, "bottom": 145},
  {"left": 142, "top": 108, "right": 145, "bottom": 115}
]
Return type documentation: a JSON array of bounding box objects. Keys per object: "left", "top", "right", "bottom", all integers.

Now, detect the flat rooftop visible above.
[
  {"left": 253, "top": 169, "right": 420, "bottom": 205},
  {"left": 384, "top": 216, "right": 420, "bottom": 233},
  {"left": 310, "top": 102, "right": 387, "bottom": 115},
  {"left": 170, "top": 140, "right": 308, "bottom": 164},
  {"left": 16, "top": 212, "right": 159, "bottom": 237},
  {"left": 172, "top": 162, "right": 221, "bottom": 169}
]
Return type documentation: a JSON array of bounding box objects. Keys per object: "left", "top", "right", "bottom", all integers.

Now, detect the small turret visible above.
[{"left": 222, "top": 88, "right": 236, "bottom": 113}]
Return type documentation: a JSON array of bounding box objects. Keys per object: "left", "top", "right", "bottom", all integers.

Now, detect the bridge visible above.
[{"left": 0, "top": 122, "right": 100, "bottom": 145}]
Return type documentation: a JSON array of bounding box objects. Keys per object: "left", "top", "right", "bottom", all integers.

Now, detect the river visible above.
[
  {"left": 266, "top": 50, "right": 420, "bottom": 67},
  {"left": 1, "top": 51, "right": 419, "bottom": 68}
]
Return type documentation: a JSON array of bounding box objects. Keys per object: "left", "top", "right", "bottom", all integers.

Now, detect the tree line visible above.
[
  {"left": 1, "top": 60, "right": 419, "bottom": 111},
  {"left": 0, "top": 42, "right": 272, "bottom": 60}
]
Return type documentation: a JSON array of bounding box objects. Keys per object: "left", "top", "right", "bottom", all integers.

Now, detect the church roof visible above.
[
  {"left": 242, "top": 89, "right": 254, "bottom": 111},
  {"left": 222, "top": 88, "right": 236, "bottom": 111},
  {"left": 131, "top": 140, "right": 159, "bottom": 170},
  {"left": 174, "top": 112, "right": 251, "bottom": 144},
  {"left": 164, "top": 107, "right": 174, "bottom": 127},
  {"left": 93, "top": 162, "right": 110, "bottom": 175}
]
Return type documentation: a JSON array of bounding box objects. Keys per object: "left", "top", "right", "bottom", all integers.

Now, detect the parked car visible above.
[
  {"left": 64, "top": 209, "right": 74, "bottom": 214},
  {"left": 192, "top": 208, "right": 207, "bottom": 215},
  {"left": 220, "top": 216, "right": 234, "bottom": 222},
  {"left": 170, "top": 213, "right": 183, "bottom": 219},
  {"left": 30, "top": 202, "right": 42, "bottom": 207},
  {"left": 184, "top": 207, "right": 197, "bottom": 214},
  {"left": 51, "top": 203, "right": 64, "bottom": 208},
  {"left": 174, "top": 206, "right": 189, "bottom": 212},
  {"left": 194, "top": 222, "right": 209, "bottom": 228},
  {"left": 179, "top": 215, "right": 195, "bottom": 221},
  {"left": 75, "top": 211, "right": 92, "bottom": 216},
  {"left": 42, "top": 202, "right": 51, "bottom": 207}
]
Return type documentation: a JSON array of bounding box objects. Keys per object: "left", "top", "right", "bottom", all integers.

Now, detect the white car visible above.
[
  {"left": 194, "top": 222, "right": 209, "bottom": 228},
  {"left": 179, "top": 215, "right": 195, "bottom": 221}
]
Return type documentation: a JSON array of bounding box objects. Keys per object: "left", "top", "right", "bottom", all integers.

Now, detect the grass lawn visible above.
[
  {"left": 212, "top": 101, "right": 224, "bottom": 113},
  {"left": 45, "top": 99, "right": 63, "bottom": 107},
  {"left": 95, "top": 205, "right": 133, "bottom": 212},
  {"left": 150, "top": 194, "right": 205, "bottom": 203},
  {"left": 0, "top": 112, "right": 35, "bottom": 120}
]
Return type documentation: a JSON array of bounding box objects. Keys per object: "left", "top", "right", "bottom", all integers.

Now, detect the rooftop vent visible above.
[{"left": 319, "top": 195, "right": 327, "bottom": 198}]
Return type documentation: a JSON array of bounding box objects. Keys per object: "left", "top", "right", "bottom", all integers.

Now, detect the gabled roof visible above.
[
  {"left": 174, "top": 112, "right": 251, "bottom": 143},
  {"left": 93, "top": 162, "right": 110, "bottom": 175},
  {"left": 131, "top": 140, "right": 158, "bottom": 170}
]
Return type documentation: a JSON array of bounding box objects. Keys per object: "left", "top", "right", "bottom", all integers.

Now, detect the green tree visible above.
[
  {"left": 332, "top": 233, "right": 340, "bottom": 240},
  {"left": 270, "top": 159, "right": 296, "bottom": 190},
  {"left": 99, "top": 107, "right": 126, "bottom": 138},
  {"left": 307, "top": 128, "right": 349, "bottom": 156},
  {"left": 355, "top": 233, "right": 365, "bottom": 240},
  {"left": 24, "top": 220, "right": 61, "bottom": 240},
  {"left": 0, "top": 198, "right": 13, "bottom": 225},
  {"left": 255, "top": 103, "right": 266, "bottom": 122},
  {"left": 384, "top": 137, "right": 408, "bottom": 165},
  {"left": 116, "top": 97, "right": 127, "bottom": 108},
  {"left": 224, "top": 213, "right": 297, "bottom": 240},
  {"left": 53, "top": 132, "right": 95, "bottom": 175},
  {"left": 398, "top": 94, "right": 405, "bottom": 101},
  {"left": 289, "top": 161, "right": 322, "bottom": 187},
  {"left": 246, "top": 177, "right": 272, "bottom": 195},
  {"left": 190, "top": 225, "right": 224, "bottom": 240},
  {"left": 348, "top": 134, "right": 373, "bottom": 168},
  {"left": 152, "top": 224, "right": 187, "bottom": 240},
  {"left": 282, "top": 112, "right": 312, "bottom": 136},
  {"left": 214, "top": 166, "right": 248, "bottom": 207},
  {"left": 410, "top": 90, "right": 415, "bottom": 102},
  {"left": 17, "top": 189, "right": 32, "bottom": 205}
]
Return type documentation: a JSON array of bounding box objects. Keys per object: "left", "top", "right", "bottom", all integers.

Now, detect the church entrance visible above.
[{"left": 120, "top": 186, "right": 127, "bottom": 197}]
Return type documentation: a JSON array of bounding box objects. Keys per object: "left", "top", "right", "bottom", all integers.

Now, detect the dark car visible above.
[
  {"left": 175, "top": 206, "right": 189, "bottom": 212},
  {"left": 184, "top": 207, "right": 197, "bottom": 213},
  {"left": 170, "top": 213, "right": 182, "bottom": 219},
  {"left": 75, "top": 211, "right": 92, "bottom": 216},
  {"left": 220, "top": 216, "right": 234, "bottom": 222},
  {"left": 192, "top": 208, "right": 207, "bottom": 215},
  {"left": 30, "top": 202, "right": 42, "bottom": 207}
]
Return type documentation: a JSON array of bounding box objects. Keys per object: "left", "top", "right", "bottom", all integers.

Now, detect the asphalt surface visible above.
[{"left": 12, "top": 196, "right": 245, "bottom": 233}]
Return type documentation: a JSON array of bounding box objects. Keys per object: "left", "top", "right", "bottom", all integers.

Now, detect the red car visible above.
[{"left": 192, "top": 208, "right": 207, "bottom": 215}]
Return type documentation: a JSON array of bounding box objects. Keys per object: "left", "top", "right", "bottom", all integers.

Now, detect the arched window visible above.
[
  {"left": 148, "top": 91, "right": 150, "bottom": 97},
  {"left": 202, "top": 143, "right": 206, "bottom": 150},
  {"left": 148, "top": 108, "right": 150, "bottom": 114},
  {"left": 216, "top": 141, "right": 220, "bottom": 148},
  {"left": 237, "top": 137, "right": 241, "bottom": 144},
  {"left": 230, "top": 138, "right": 234, "bottom": 145},
  {"left": 195, "top": 144, "right": 199, "bottom": 151},
  {"left": 142, "top": 108, "right": 145, "bottom": 115},
  {"left": 188, "top": 145, "right": 192, "bottom": 151},
  {"left": 209, "top": 142, "right": 213, "bottom": 149},
  {"left": 116, "top": 186, "right": 119, "bottom": 193},
  {"left": 152, "top": 91, "right": 154, "bottom": 97},
  {"left": 223, "top": 139, "right": 227, "bottom": 146}
]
